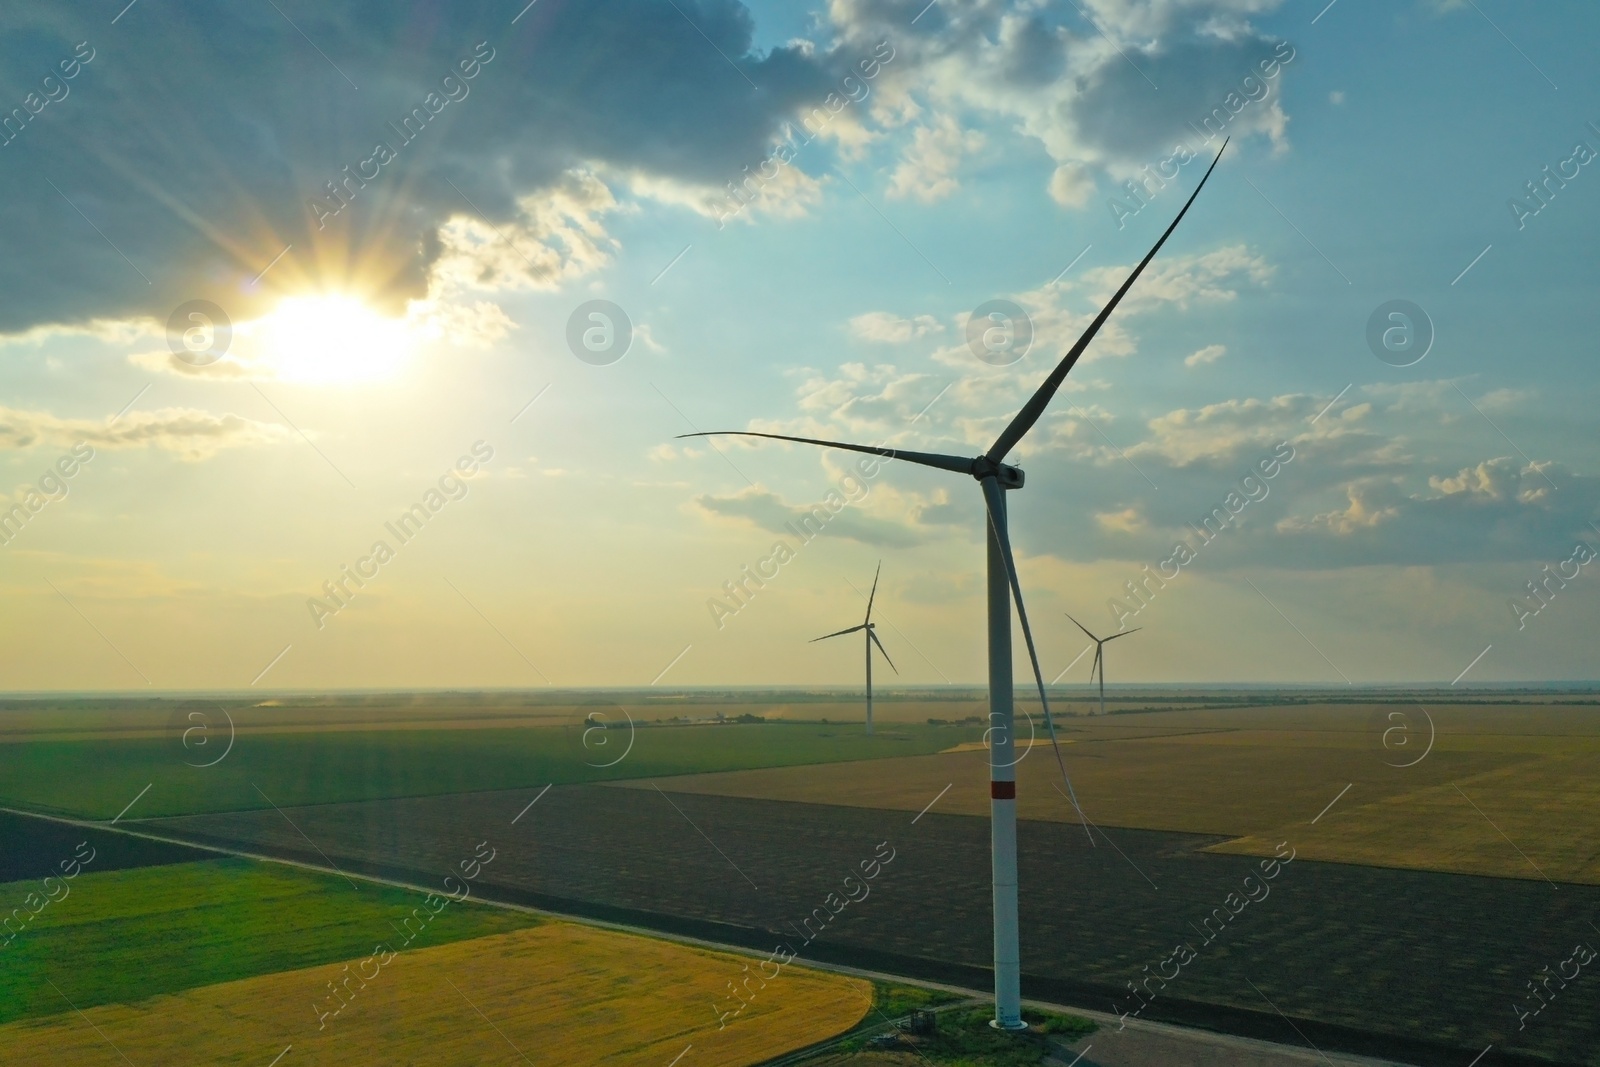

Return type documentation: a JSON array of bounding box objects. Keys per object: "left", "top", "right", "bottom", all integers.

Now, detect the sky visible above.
[{"left": 1, "top": 0, "right": 1597, "bottom": 692}]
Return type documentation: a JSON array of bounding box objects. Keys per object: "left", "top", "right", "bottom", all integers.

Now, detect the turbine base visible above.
[{"left": 989, "top": 1017, "right": 1030, "bottom": 1032}]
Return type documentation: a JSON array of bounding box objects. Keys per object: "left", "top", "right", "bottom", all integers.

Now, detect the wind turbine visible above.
[
  {"left": 811, "top": 562, "right": 896, "bottom": 735},
  {"left": 679, "top": 142, "right": 1227, "bottom": 1031},
  {"left": 1065, "top": 613, "right": 1140, "bottom": 716}
]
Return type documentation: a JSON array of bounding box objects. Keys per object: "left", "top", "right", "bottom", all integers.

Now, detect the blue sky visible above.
[{"left": 0, "top": 0, "right": 1597, "bottom": 691}]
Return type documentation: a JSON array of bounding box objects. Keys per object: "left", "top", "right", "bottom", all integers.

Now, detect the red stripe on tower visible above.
[{"left": 991, "top": 781, "right": 1016, "bottom": 800}]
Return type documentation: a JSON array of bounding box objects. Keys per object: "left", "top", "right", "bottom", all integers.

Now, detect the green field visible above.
[
  {"left": 0, "top": 721, "right": 981, "bottom": 820},
  {"left": 0, "top": 858, "right": 536, "bottom": 1024}
]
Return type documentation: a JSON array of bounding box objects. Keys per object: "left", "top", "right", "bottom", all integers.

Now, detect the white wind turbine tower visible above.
[
  {"left": 811, "top": 562, "right": 896, "bottom": 735},
  {"left": 681, "top": 143, "right": 1227, "bottom": 1031},
  {"left": 1065, "top": 613, "right": 1141, "bottom": 716}
]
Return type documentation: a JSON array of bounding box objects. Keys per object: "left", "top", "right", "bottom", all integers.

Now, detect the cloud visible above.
[
  {"left": 831, "top": 0, "right": 1296, "bottom": 206},
  {"left": 928, "top": 244, "right": 1272, "bottom": 378},
  {"left": 1134, "top": 395, "right": 1311, "bottom": 465},
  {"left": 405, "top": 294, "right": 517, "bottom": 349},
  {"left": 634, "top": 322, "right": 667, "bottom": 354},
  {"left": 1270, "top": 458, "right": 1600, "bottom": 567},
  {"left": 1359, "top": 379, "right": 1456, "bottom": 412},
  {"left": 692, "top": 346, "right": 1599, "bottom": 573},
  {"left": 1095, "top": 507, "right": 1147, "bottom": 534},
  {"left": 0, "top": 555, "right": 209, "bottom": 601},
  {"left": 885, "top": 114, "right": 985, "bottom": 202},
  {"left": 1080, "top": 245, "right": 1274, "bottom": 310},
  {"left": 427, "top": 170, "right": 621, "bottom": 293},
  {"left": 1184, "top": 343, "right": 1227, "bottom": 366},
  {"left": 848, "top": 311, "right": 944, "bottom": 343},
  {"left": 1068, "top": 34, "right": 1293, "bottom": 165},
  {"left": 1429, "top": 458, "right": 1552, "bottom": 503},
  {"left": 1, "top": 0, "right": 1301, "bottom": 345},
  {"left": 670, "top": 156, "right": 829, "bottom": 225},
  {"left": 1125, "top": 389, "right": 1393, "bottom": 470},
  {"left": 0, "top": 1, "right": 850, "bottom": 335},
  {"left": 1276, "top": 486, "right": 1398, "bottom": 535},
  {"left": 1049, "top": 162, "right": 1095, "bottom": 208},
  {"left": 1475, "top": 387, "right": 1536, "bottom": 413},
  {"left": 691, "top": 485, "right": 925, "bottom": 548},
  {"left": 0, "top": 319, "right": 157, "bottom": 350},
  {"left": 725, "top": 244, "right": 1273, "bottom": 467},
  {"left": 0, "top": 406, "right": 290, "bottom": 460},
  {"left": 786, "top": 361, "right": 948, "bottom": 437}
]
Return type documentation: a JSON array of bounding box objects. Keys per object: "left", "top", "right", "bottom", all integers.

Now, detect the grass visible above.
[
  {"left": 822, "top": 982, "right": 965, "bottom": 1055},
  {"left": 0, "top": 720, "right": 984, "bottom": 820},
  {"left": 0, "top": 923, "right": 873, "bottom": 1067},
  {"left": 873, "top": 980, "right": 961, "bottom": 1019},
  {"left": 0, "top": 857, "right": 536, "bottom": 1024},
  {"left": 817, "top": 1005, "right": 1094, "bottom": 1066},
  {"left": 913, "top": 1008, "right": 1094, "bottom": 1065}
]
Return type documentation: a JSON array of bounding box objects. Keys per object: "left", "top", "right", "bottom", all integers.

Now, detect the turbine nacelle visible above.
[{"left": 971, "top": 456, "right": 1025, "bottom": 489}]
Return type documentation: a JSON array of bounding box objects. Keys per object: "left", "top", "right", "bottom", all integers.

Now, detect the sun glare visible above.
[{"left": 252, "top": 295, "right": 415, "bottom": 384}]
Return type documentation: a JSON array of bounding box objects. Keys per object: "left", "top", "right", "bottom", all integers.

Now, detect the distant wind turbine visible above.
[
  {"left": 1065, "top": 613, "right": 1140, "bottom": 716},
  {"left": 678, "top": 141, "right": 1227, "bottom": 1032},
  {"left": 811, "top": 562, "right": 896, "bottom": 735}
]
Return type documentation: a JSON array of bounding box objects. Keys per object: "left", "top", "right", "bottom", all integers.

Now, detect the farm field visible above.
[
  {"left": 0, "top": 689, "right": 1244, "bottom": 741},
  {"left": 0, "top": 718, "right": 983, "bottom": 820},
  {"left": 1210, "top": 748, "right": 1600, "bottom": 884},
  {"left": 140, "top": 782, "right": 1600, "bottom": 1066},
  {"left": 5, "top": 696, "right": 1596, "bottom": 1064},
  {"left": 0, "top": 808, "right": 205, "bottom": 883},
  {"left": 0, "top": 922, "right": 873, "bottom": 1066},
  {"left": 614, "top": 702, "right": 1600, "bottom": 884},
  {"left": 0, "top": 693, "right": 992, "bottom": 744},
  {"left": 0, "top": 854, "right": 537, "bottom": 1025}
]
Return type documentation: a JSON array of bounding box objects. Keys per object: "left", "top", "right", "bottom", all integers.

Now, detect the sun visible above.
[{"left": 252, "top": 294, "right": 416, "bottom": 384}]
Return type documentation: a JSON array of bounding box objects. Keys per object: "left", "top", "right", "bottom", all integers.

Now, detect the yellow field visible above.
[
  {"left": 622, "top": 703, "right": 1600, "bottom": 885},
  {"left": 0, "top": 922, "right": 871, "bottom": 1066},
  {"left": 1212, "top": 749, "right": 1600, "bottom": 884}
]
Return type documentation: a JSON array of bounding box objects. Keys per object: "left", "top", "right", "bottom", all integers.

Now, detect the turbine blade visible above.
[
  {"left": 865, "top": 561, "right": 881, "bottom": 624},
  {"left": 1102, "top": 627, "right": 1142, "bottom": 643},
  {"left": 676, "top": 432, "right": 975, "bottom": 477},
  {"left": 1064, "top": 612, "right": 1101, "bottom": 643},
  {"left": 810, "top": 625, "right": 865, "bottom": 642},
  {"left": 868, "top": 628, "right": 898, "bottom": 674},
  {"left": 980, "top": 477, "right": 1093, "bottom": 845},
  {"left": 985, "top": 141, "right": 1229, "bottom": 464}
]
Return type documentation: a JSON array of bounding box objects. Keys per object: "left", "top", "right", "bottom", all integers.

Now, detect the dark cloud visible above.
[
  {"left": 830, "top": 0, "right": 1296, "bottom": 191},
  {"left": 1068, "top": 34, "right": 1294, "bottom": 163},
  {"left": 0, "top": 0, "right": 841, "bottom": 332},
  {"left": 1266, "top": 460, "right": 1600, "bottom": 569},
  {"left": 1004, "top": 446, "right": 1600, "bottom": 573}
]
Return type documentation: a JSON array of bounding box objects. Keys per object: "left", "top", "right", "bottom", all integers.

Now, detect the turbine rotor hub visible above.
[{"left": 970, "top": 456, "right": 1025, "bottom": 489}]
